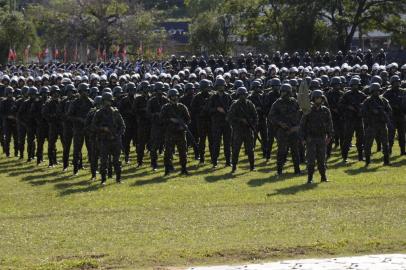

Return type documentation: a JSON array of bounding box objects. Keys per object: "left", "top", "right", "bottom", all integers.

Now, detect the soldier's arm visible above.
[
  {"left": 116, "top": 111, "right": 126, "bottom": 136},
  {"left": 325, "top": 108, "right": 334, "bottom": 137},
  {"left": 182, "top": 105, "right": 191, "bottom": 125}
]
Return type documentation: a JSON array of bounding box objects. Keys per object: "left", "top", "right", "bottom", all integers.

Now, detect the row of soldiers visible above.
[{"left": 0, "top": 61, "right": 405, "bottom": 184}]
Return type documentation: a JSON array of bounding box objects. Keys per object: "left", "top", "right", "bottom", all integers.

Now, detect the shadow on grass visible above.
[
  {"left": 131, "top": 175, "right": 169, "bottom": 186},
  {"left": 59, "top": 183, "right": 101, "bottom": 196},
  {"left": 205, "top": 172, "right": 235, "bottom": 183},
  {"left": 247, "top": 172, "right": 301, "bottom": 187},
  {"left": 267, "top": 182, "right": 320, "bottom": 197}
]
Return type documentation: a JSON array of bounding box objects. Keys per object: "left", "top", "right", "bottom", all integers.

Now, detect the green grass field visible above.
[{"left": 0, "top": 142, "right": 406, "bottom": 270}]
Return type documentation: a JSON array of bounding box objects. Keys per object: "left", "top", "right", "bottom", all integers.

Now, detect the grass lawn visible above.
[{"left": 0, "top": 142, "right": 406, "bottom": 270}]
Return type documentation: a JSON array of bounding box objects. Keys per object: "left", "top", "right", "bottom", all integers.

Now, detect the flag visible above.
[
  {"left": 121, "top": 45, "right": 127, "bottom": 60},
  {"left": 44, "top": 47, "right": 49, "bottom": 58},
  {"left": 157, "top": 47, "right": 163, "bottom": 56},
  {"left": 102, "top": 48, "right": 107, "bottom": 61},
  {"left": 74, "top": 44, "right": 78, "bottom": 62},
  {"left": 63, "top": 45, "right": 67, "bottom": 63},
  {"left": 113, "top": 45, "right": 119, "bottom": 58},
  {"left": 12, "top": 49, "right": 17, "bottom": 61},
  {"left": 138, "top": 41, "right": 143, "bottom": 56},
  {"left": 24, "top": 45, "right": 31, "bottom": 62},
  {"left": 86, "top": 46, "right": 90, "bottom": 57},
  {"left": 8, "top": 48, "right": 14, "bottom": 62},
  {"left": 54, "top": 47, "right": 59, "bottom": 59}
]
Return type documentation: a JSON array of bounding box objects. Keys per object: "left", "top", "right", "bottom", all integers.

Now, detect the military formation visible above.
[{"left": 0, "top": 49, "right": 406, "bottom": 185}]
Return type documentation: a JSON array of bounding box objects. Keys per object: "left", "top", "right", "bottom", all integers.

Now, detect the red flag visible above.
[
  {"left": 114, "top": 45, "right": 119, "bottom": 58},
  {"left": 11, "top": 49, "right": 17, "bottom": 61},
  {"left": 44, "top": 47, "right": 49, "bottom": 58},
  {"left": 63, "top": 46, "right": 67, "bottom": 62},
  {"left": 121, "top": 45, "right": 127, "bottom": 60},
  {"left": 138, "top": 41, "right": 143, "bottom": 56},
  {"left": 54, "top": 47, "right": 59, "bottom": 59},
  {"left": 74, "top": 44, "right": 78, "bottom": 62},
  {"left": 102, "top": 48, "right": 107, "bottom": 61},
  {"left": 24, "top": 45, "right": 31, "bottom": 62},
  {"left": 8, "top": 48, "right": 14, "bottom": 62}
]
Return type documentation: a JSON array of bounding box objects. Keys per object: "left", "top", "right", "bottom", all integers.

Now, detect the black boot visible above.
[
  {"left": 383, "top": 155, "right": 390, "bottom": 166},
  {"left": 321, "top": 171, "right": 329, "bottom": 182},
  {"left": 231, "top": 164, "right": 237, "bottom": 173},
  {"left": 307, "top": 168, "right": 314, "bottom": 184},
  {"left": 101, "top": 174, "right": 106, "bottom": 185},
  {"left": 180, "top": 166, "right": 189, "bottom": 175},
  {"left": 358, "top": 150, "right": 364, "bottom": 161},
  {"left": 116, "top": 168, "right": 122, "bottom": 183},
  {"left": 365, "top": 156, "right": 370, "bottom": 167}
]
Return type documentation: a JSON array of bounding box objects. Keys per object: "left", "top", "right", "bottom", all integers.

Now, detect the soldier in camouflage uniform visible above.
[
  {"left": 0, "top": 86, "right": 18, "bottom": 157},
  {"left": 160, "top": 89, "right": 191, "bottom": 176},
  {"left": 362, "top": 83, "right": 392, "bottom": 166},
  {"left": 227, "top": 87, "right": 258, "bottom": 173},
  {"left": 85, "top": 96, "right": 102, "bottom": 181},
  {"left": 30, "top": 86, "right": 49, "bottom": 165},
  {"left": 300, "top": 90, "right": 333, "bottom": 184},
  {"left": 269, "top": 83, "right": 302, "bottom": 176},
  {"left": 92, "top": 92, "right": 126, "bottom": 185}
]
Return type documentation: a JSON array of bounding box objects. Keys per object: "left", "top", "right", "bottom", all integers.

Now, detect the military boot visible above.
[
  {"left": 307, "top": 167, "right": 314, "bottom": 184},
  {"left": 358, "top": 150, "right": 364, "bottom": 161},
  {"left": 101, "top": 174, "right": 107, "bottom": 186},
  {"left": 383, "top": 155, "right": 390, "bottom": 166},
  {"left": 231, "top": 164, "right": 237, "bottom": 173},
  {"left": 180, "top": 166, "right": 189, "bottom": 175},
  {"left": 365, "top": 156, "right": 370, "bottom": 167}
]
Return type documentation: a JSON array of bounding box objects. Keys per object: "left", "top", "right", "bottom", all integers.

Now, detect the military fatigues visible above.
[
  {"left": 207, "top": 92, "right": 233, "bottom": 166},
  {"left": 269, "top": 96, "right": 301, "bottom": 174},
  {"left": 180, "top": 93, "right": 199, "bottom": 159},
  {"left": 42, "top": 98, "right": 63, "bottom": 166},
  {"left": 0, "top": 97, "right": 18, "bottom": 157},
  {"left": 60, "top": 95, "right": 75, "bottom": 169},
  {"left": 300, "top": 105, "right": 333, "bottom": 181},
  {"left": 339, "top": 90, "right": 367, "bottom": 161},
  {"left": 146, "top": 95, "right": 168, "bottom": 169},
  {"left": 68, "top": 96, "right": 94, "bottom": 173},
  {"left": 325, "top": 88, "right": 344, "bottom": 155},
  {"left": 17, "top": 97, "right": 36, "bottom": 161},
  {"left": 383, "top": 88, "right": 406, "bottom": 155},
  {"left": 361, "top": 95, "right": 392, "bottom": 164},
  {"left": 92, "top": 106, "right": 126, "bottom": 182},
  {"left": 190, "top": 91, "right": 212, "bottom": 163},
  {"left": 132, "top": 94, "right": 150, "bottom": 166},
  {"left": 85, "top": 107, "right": 99, "bottom": 179},
  {"left": 160, "top": 102, "right": 191, "bottom": 173},
  {"left": 264, "top": 89, "right": 280, "bottom": 159},
  {"left": 30, "top": 96, "right": 49, "bottom": 164},
  {"left": 227, "top": 99, "right": 258, "bottom": 169},
  {"left": 118, "top": 94, "right": 137, "bottom": 163},
  {"left": 248, "top": 92, "right": 268, "bottom": 159},
  {"left": 15, "top": 96, "right": 27, "bottom": 159}
]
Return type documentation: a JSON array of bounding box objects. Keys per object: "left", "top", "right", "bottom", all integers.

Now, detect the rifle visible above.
[
  {"left": 169, "top": 105, "right": 199, "bottom": 149},
  {"left": 238, "top": 101, "right": 262, "bottom": 144}
]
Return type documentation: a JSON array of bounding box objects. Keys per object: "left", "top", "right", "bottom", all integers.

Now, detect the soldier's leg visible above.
[
  {"left": 17, "top": 124, "right": 26, "bottom": 159},
  {"left": 112, "top": 140, "right": 122, "bottom": 182},
  {"left": 122, "top": 127, "right": 132, "bottom": 163},
  {"left": 316, "top": 138, "right": 328, "bottom": 181},
  {"left": 210, "top": 123, "right": 221, "bottom": 167},
  {"left": 48, "top": 124, "right": 57, "bottom": 166},
  {"left": 149, "top": 127, "right": 159, "bottom": 170},
  {"left": 72, "top": 132, "right": 85, "bottom": 174},
  {"left": 289, "top": 133, "right": 301, "bottom": 174},
  {"left": 223, "top": 124, "right": 232, "bottom": 166},
  {"left": 176, "top": 134, "right": 188, "bottom": 174},
  {"left": 12, "top": 124, "right": 18, "bottom": 157},
  {"left": 27, "top": 127, "right": 36, "bottom": 161},
  {"left": 89, "top": 139, "right": 96, "bottom": 179},
  {"left": 36, "top": 126, "right": 47, "bottom": 164},
  {"left": 355, "top": 120, "right": 365, "bottom": 161},
  {"left": 3, "top": 122, "right": 11, "bottom": 157},
  {"left": 197, "top": 122, "right": 207, "bottom": 163},
  {"left": 276, "top": 131, "right": 288, "bottom": 175},
  {"left": 164, "top": 136, "right": 175, "bottom": 175},
  {"left": 364, "top": 127, "right": 375, "bottom": 166},
  {"left": 98, "top": 140, "right": 108, "bottom": 184},
  {"left": 136, "top": 126, "right": 149, "bottom": 166},
  {"left": 380, "top": 126, "right": 390, "bottom": 165},
  {"left": 306, "top": 138, "right": 316, "bottom": 183},
  {"left": 396, "top": 117, "right": 406, "bottom": 154},
  {"left": 341, "top": 120, "right": 355, "bottom": 161},
  {"left": 62, "top": 128, "right": 73, "bottom": 170},
  {"left": 267, "top": 124, "right": 275, "bottom": 159},
  {"left": 245, "top": 131, "right": 255, "bottom": 170},
  {"left": 231, "top": 132, "right": 243, "bottom": 172},
  {"left": 259, "top": 120, "right": 269, "bottom": 160}
]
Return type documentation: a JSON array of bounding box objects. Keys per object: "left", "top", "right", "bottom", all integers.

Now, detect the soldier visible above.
[
  {"left": 0, "top": 86, "right": 18, "bottom": 157},
  {"left": 15, "top": 86, "right": 29, "bottom": 159},
  {"left": 42, "top": 86, "right": 62, "bottom": 167},
  {"left": 325, "top": 77, "right": 344, "bottom": 155},
  {"left": 362, "top": 83, "right": 392, "bottom": 166},
  {"left": 30, "top": 86, "right": 49, "bottom": 165},
  {"left": 339, "top": 77, "right": 367, "bottom": 162},
  {"left": 17, "top": 87, "right": 37, "bottom": 162},
  {"left": 160, "top": 89, "right": 191, "bottom": 176},
  {"left": 68, "top": 83, "right": 94, "bottom": 175},
  {"left": 300, "top": 90, "right": 333, "bottom": 184},
  {"left": 269, "top": 83, "right": 302, "bottom": 176},
  {"left": 190, "top": 79, "right": 212, "bottom": 164},
  {"left": 227, "top": 87, "right": 258, "bottom": 173},
  {"left": 132, "top": 81, "right": 151, "bottom": 167},
  {"left": 60, "top": 84, "right": 77, "bottom": 171},
  {"left": 180, "top": 82, "right": 199, "bottom": 160},
  {"left": 248, "top": 80, "right": 269, "bottom": 160},
  {"left": 92, "top": 92, "right": 126, "bottom": 185},
  {"left": 118, "top": 82, "right": 137, "bottom": 164},
  {"left": 146, "top": 82, "right": 168, "bottom": 170},
  {"left": 85, "top": 96, "right": 102, "bottom": 181},
  {"left": 207, "top": 77, "right": 233, "bottom": 168},
  {"left": 383, "top": 75, "right": 406, "bottom": 155},
  {"left": 264, "top": 78, "right": 281, "bottom": 160}
]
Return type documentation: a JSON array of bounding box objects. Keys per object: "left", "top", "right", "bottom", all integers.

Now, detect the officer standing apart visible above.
[
  {"left": 92, "top": 92, "right": 126, "bottom": 185},
  {"left": 300, "top": 90, "right": 333, "bottom": 184}
]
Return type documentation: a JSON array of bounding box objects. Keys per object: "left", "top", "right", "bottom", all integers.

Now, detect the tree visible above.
[{"left": 320, "top": 0, "right": 406, "bottom": 52}]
